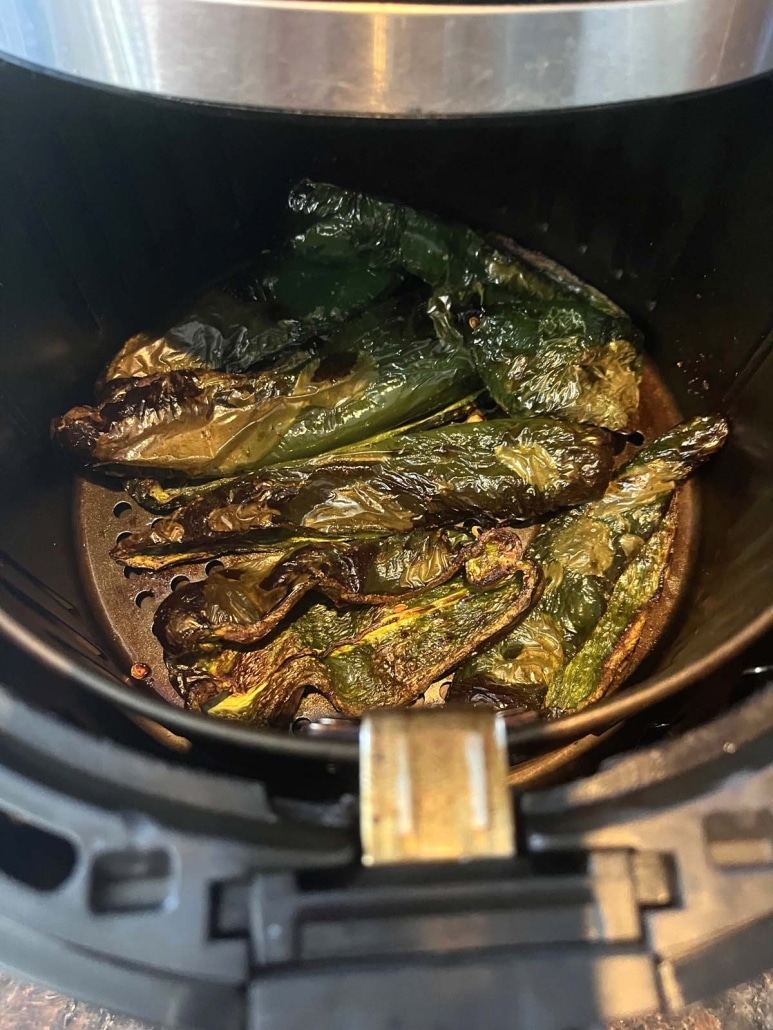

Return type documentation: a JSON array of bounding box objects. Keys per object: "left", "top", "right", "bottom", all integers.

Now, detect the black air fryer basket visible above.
[{"left": 0, "top": 57, "right": 771, "bottom": 1030}]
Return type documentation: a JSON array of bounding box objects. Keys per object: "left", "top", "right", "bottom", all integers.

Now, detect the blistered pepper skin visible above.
[
  {"left": 154, "top": 527, "right": 477, "bottom": 658},
  {"left": 452, "top": 415, "right": 729, "bottom": 711},
  {"left": 170, "top": 529, "right": 539, "bottom": 725},
  {"left": 55, "top": 294, "right": 478, "bottom": 482},
  {"left": 112, "top": 417, "right": 616, "bottom": 571},
  {"left": 290, "top": 181, "right": 642, "bottom": 430}
]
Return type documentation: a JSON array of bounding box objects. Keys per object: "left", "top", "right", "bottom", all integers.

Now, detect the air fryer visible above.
[{"left": 0, "top": 22, "right": 771, "bottom": 1030}]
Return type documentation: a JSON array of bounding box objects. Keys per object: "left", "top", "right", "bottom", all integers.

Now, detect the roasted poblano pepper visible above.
[
  {"left": 53, "top": 353, "right": 374, "bottom": 479},
  {"left": 102, "top": 254, "right": 401, "bottom": 386},
  {"left": 451, "top": 415, "right": 729, "bottom": 711},
  {"left": 290, "top": 181, "right": 642, "bottom": 430},
  {"left": 112, "top": 417, "right": 616, "bottom": 570},
  {"left": 156, "top": 526, "right": 512, "bottom": 657},
  {"left": 267, "top": 251, "right": 400, "bottom": 322},
  {"left": 256, "top": 293, "right": 479, "bottom": 465},
  {"left": 169, "top": 529, "right": 539, "bottom": 725},
  {"left": 57, "top": 294, "right": 477, "bottom": 481},
  {"left": 461, "top": 291, "right": 641, "bottom": 432},
  {"left": 126, "top": 394, "right": 480, "bottom": 515},
  {"left": 291, "top": 181, "right": 569, "bottom": 300},
  {"left": 545, "top": 508, "right": 678, "bottom": 713},
  {"left": 101, "top": 290, "right": 312, "bottom": 386}
]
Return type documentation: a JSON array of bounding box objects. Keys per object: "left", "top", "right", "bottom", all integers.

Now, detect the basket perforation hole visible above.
[
  {"left": 170, "top": 576, "right": 190, "bottom": 592},
  {"left": 113, "top": 501, "right": 132, "bottom": 518},
  {"left": 115, "top": 531, "right": 132, "bottom": 544},
  {"left": 134, "top": 590, "right": 155, "bottom": 609},
  {"left": 123, "top": 565, "right": 143, "bottom": 579},
  {"left": 205, "top": 560, "right": 224, "bottom": 575}
]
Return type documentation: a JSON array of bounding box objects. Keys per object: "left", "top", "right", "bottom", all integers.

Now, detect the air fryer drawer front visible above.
[{"left": 0, "top": 670, "right": 770, "bottom": 1030}]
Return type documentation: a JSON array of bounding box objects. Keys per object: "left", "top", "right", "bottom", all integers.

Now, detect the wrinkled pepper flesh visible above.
[
  {"left": 50, "top": 178, "right": 730, "bottom": 730},
  {"left": 55, "top": 293, "right": 478, "bottom": 481},
  {"left": 169, "top": 529, "right": 539, "bottom": 724},
  {"left": 112, "top": 417, "right": 615, "bottom": 570},
  {"left": 155, "top": 526, "right": 484, "bottom": 657},
  {"left": 452, "top": 415, "right": 728, "bottom": 712},
  {"left": 290, "top": 181, "right": 642, "bottom": 431}
]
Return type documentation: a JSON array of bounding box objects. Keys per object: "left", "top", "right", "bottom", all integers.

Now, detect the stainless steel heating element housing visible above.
[{"left": 1, "top": 0, "right": 773, "bottom": 116}]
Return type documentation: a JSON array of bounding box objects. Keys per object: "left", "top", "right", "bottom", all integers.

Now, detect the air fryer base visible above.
[{"left": 0, "top": 656, "right": 769, "bottom": 1030}]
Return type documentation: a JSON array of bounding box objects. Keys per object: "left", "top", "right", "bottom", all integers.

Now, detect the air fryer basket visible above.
[{"left": 1, "top": 60, "right": 772, "bottom": 763}]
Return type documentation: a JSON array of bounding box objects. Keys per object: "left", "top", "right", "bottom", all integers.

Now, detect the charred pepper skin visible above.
[
  {"left": 170, "top": 529, "right": 539, "bottom": 725},
  {"left": 101, "top": 254, "right": 401, "bottom": 385},
  {"left": 154, "top": 527, "right": 478, "bottom": 657},
  {"left": 112, "top": 417, "right": 616, "bottom": 571},
  {"left": 546, "top": 508, "right": 678, "bottom": 713},
  {"left": 290, "top": 180, "right": 642, "bottom": 431},
  {"left": 126, "top": 394, "right": 480, "bottom": 515},
  {"left": 452, "top": 415, "right": 729, "bottom": 712},
  {"left": 462, "top": 292, "right": 641, "bottom": 433},
  {"left": 54, "top": 294, "right": 477, "bottom": 481}
]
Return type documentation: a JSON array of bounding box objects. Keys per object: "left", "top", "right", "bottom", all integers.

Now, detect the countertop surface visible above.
[{"left": 1, "top": 972, "right": 772, "bottom": 1030}]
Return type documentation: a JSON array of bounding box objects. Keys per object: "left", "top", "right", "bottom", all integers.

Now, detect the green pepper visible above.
[
  {"left": 57, "top": 294, "right": 478, "bottom": 482},
  {"left": 462, "top": 293, "right": 642, "bottom": 432},
  {"left": 52, "top": 351, "right": 374, "bottom": 479},
  {"left": 290, "top": 182, "right": 642, "bottom": 430},
  {"left": 174, "top": 529, "right": 539, "bottom": 725},
  {"left": 155, "top": 526, "right": 510, "bottom": 658},
  {"left": 112, "top": 417, "right": 616, "bottom": 570},
  {"left": 291, "top": 181, "right": 561, "bottom": 300},
  {"left": 452, "top": 415, "right": 729, "bottom": 711},
  {"left": 126, "top": 394, "right": 481, "bottom": 515},
  {"left": 100, "top": 290, "right": 311, "bottom": 387},
  {"left": 258, "top": 293, "right": 479, "bottom": 465},
  {"left": 101, "top": 254, "right": 401, "bottom": 387},
  {"left": 268, "top": 250, "right": 400, "bottom": 322},
  {"left": 545, "top": 508, "right": 678, "bottom": 713}
]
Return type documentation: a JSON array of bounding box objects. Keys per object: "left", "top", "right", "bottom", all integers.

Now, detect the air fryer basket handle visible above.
[{"left": 247, "top": 687, "right": 773, "bottom": 1030}]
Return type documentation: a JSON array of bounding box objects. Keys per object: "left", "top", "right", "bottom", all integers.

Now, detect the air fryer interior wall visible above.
[{"left": 1, "top": 60, "right": 772, "bottom": 761}]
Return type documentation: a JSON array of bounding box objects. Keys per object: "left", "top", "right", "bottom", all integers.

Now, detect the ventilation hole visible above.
[
  {"left": 628, "top": 431, "right": 646, "bottom": 446},
  {"left": 113, "top": 501, "right": 132, "bottom": 518},
  {"left": 170, "top": 575, "right": 190, "bottom": 592},
  {"left": 0, "top": 809, "right": 76, "bottom": 891},
  {"left": 205, "top": 560, "right": 225, "bottom": 575},
  {"left": 704, "top": 811, "right": 773, "bottom": 869},
  {"left": 90, "top": 848, "right": 172, "bottom": 914},
  {"left": 123, "top": 565, "right": 143, "bottom": 579},
  {"left": 209, "top": 880, "right": 250, "bottom": 939},
  {"left": 134, "top": 590, "right": 154, "bottom": 609},
  {"left": 115, "top": 531, "right": 132, "bottom": 543}
]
